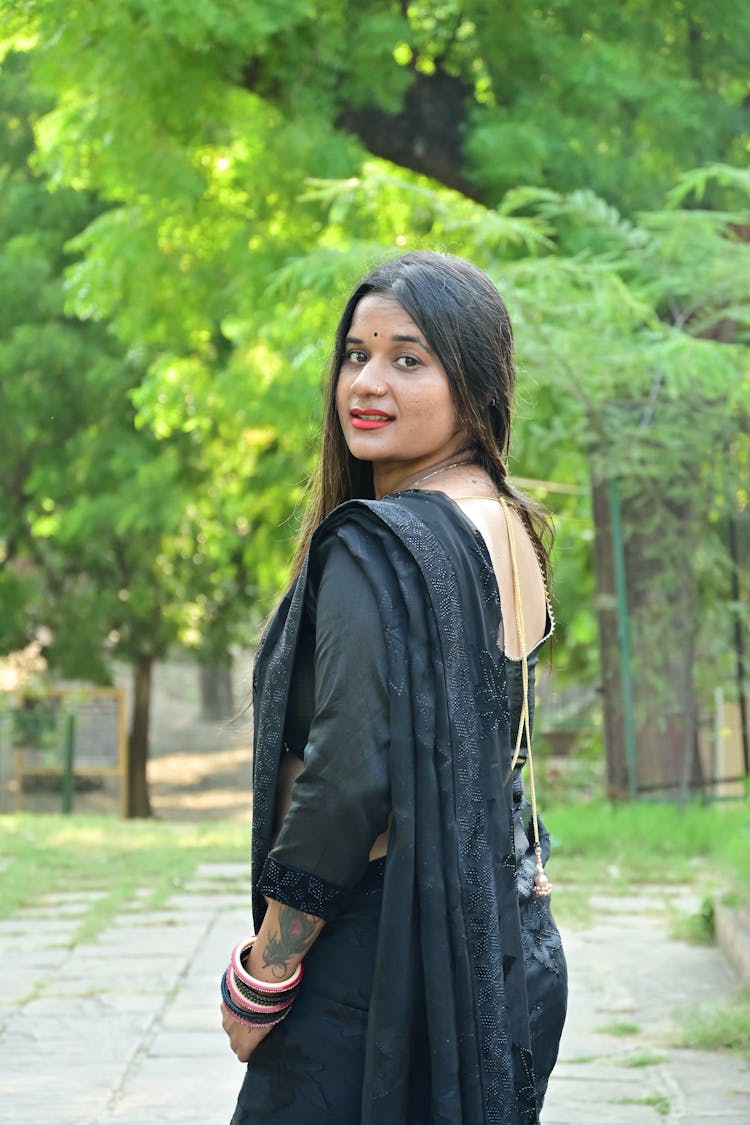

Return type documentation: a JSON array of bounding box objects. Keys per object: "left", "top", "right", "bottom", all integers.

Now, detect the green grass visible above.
[
  {"left": 618, "top": 1051, "right": 667, "bottom": 1068},
  {"left": 614, "top": 1094, "right": 670, "bottom": 1117},
  {"left": 2, "top": 799, "right": 749, "bottom": 948},
  {"left": 671, "top": 989, "right": 750, "bottom": 1058},
  {"left": 544, "top": 799, "right": 750, "bottom": 914},
  {"left": 542, "top": 881, "right": 593, "bottom": 928},
  {"left": 596, "top": 1020, "right": 642, "bottom": 1036},
  {"left": 0, "top": 813, "right": 249, "bottom": 943},
  {"left": 667, "top": 897, "right": 715, "bottom": 945}
]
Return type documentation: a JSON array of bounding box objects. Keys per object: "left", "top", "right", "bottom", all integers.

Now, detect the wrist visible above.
[
  {"left": 220, "top": 937, "right": 303, "bottom": 1030},
  {"left": 246, "top": 939, "right": 296, "bottom": 984}
]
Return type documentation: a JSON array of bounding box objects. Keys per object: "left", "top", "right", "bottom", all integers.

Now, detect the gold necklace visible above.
[{"left": 406, "top": 458, "right": 476, "bottom": 490}]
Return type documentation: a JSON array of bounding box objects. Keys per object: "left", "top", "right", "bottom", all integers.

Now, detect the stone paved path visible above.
[
  {"left": 1, "top": 866, "right": 748, "bottom": 1124},
  {"left": 545, "top": 890, "right": 750, "bottom": 1124}
]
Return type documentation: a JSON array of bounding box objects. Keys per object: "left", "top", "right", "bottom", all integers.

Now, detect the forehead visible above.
[{"left": 348, "top": 294, "right": 418, "bottom": 335}]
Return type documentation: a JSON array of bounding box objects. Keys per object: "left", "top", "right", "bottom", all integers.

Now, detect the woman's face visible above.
[{"left": 335, "top": 294, "right": 467, "bottom": 497}]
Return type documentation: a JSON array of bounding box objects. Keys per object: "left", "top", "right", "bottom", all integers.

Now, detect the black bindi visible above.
[{"left": 373, "top": 330, "right": 378, "bottom": 336}]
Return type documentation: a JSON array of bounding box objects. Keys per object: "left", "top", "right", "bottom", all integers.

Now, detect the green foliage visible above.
[
  {"left": 0, "top": 48, "right": 277, "bottom": 704},
  {"left": 1, "top": 5, "right": 749, "bottom": 801},
  {"left": 0, "top": 51, "right": 123, "bottom": 669},
  {"left": 463, "top": 1, "right": 750, "bottom": 211},
  {"left": 39, "top": 0, "right": 742, "bottom": 215},
  {"left": 0, "top": 569, "right": 37, "bottom": 652}
]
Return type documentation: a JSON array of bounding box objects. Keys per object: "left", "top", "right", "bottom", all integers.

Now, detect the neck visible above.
[{"left": 378, "top": 453, "right": 476, "bottom": 497}]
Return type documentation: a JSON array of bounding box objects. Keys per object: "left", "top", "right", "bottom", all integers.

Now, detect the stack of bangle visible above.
[{"left": 221, "top": 937, "right": 303, "bottom": 1029}]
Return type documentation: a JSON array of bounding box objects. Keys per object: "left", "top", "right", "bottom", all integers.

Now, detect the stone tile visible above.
[
  {"left": 102, "top": 1052, "right": 239, "bottom": 1121},
  {"left": 1, "top": 875, "right": 748, "bottom": 1125},
  {"left": 92, "top": 923, "right": 208, "bottom": 957},
  {"left": 192, "top": 861, "right": 248, "bottom": 880},
  {"left": 147, "top": 1028, "right": 225, "bottom": 1057}
]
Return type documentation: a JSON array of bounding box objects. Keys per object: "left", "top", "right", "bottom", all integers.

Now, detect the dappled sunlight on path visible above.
[{"left": 148, "top": 745, "right": 252, "bottom": 822}]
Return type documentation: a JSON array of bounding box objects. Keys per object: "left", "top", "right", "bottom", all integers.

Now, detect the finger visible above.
[{"left": 220, "top": 1004, "right": 241, "bottom": 1049}]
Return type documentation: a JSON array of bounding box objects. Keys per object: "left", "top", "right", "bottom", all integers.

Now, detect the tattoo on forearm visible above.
[{"left": 262, "top": 907, "right": 322, "bottom": 978}]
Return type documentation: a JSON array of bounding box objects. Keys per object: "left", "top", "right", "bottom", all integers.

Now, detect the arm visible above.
[
  {"left": 222, "top": 534, "right": 391, "bottom": 1060},
  {"left": 257, "top": 535, "right": 391, "bottom": 900},
  {"left": 221, "top": 899, "right": 325, "bottom": 1063}
]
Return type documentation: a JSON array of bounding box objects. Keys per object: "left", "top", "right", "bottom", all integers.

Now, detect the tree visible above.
[
  {"left": 3, "top": 4, "right": 749, "bottom": 800},
  {"left": 0, "top": 48, "right": 119, "bottom": 679},
  {"left": 0, "top": 50, "right": 272, "bottom": 813},
  {"left": 54, "top": 0, "right": 737, "bottom": 214},
  {"left": 266, "top": 165, "right": 750, "bottom": 794}
]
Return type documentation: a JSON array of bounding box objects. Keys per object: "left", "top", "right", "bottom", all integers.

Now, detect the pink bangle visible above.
[
  {"left": 229, "top": 1006, "right": 291, "bottom": 1029},
  {"left": 231, "top": 938, "right": 304, "bottom": 993},
  {"left": 223, "top": 991, "right": 293, "bottom": 1029},
  {"left": 225, "top": 966, "right": 291, "bottom": 1015}
]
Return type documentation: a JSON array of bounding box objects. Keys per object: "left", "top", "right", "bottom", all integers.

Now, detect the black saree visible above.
[{"left": 248, "top": 490, "right": 545, "bottom": 1124}]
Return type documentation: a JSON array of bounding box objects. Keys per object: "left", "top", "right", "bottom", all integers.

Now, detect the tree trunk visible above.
[
  {"left": 590, "top": 467, "right": 702, "bottom": 797},
  {"left": 125, "top": 655, "right": 153, "bottom": 818},
  {"left": 590, "top": 476, "right": 629, "bottom": 796},
  {"left": 334, "top": 69, "right": 478, "bottom": 199},
  {"left": 623, "top": 491, "right": 702, "bottom": 795},
  {"left": 199, "top": 656, "right": 234, "bottom": 721}
]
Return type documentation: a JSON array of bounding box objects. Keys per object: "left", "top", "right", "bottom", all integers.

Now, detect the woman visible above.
[{"left": 222, "top": 251, "right": 567, "bottom": 1124}]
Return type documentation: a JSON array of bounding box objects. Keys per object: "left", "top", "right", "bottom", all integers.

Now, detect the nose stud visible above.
[{"left": 374, "top": 385, "right": 385, "bottom": 397}]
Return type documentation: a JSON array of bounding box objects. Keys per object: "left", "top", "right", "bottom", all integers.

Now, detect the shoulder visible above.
[
  {"left": 310, "top": 492, "right": 488, "bottom": 597},
  {"left": 314, "top": 490, "right": 475, "bottom": 547},
  {"left": 308, "top": 494, "right": 432, "bottom": 568}
]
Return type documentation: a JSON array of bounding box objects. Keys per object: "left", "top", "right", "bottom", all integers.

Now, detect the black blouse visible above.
[{"left": 262, "top": 532, "right": 550, "bottom": 903}]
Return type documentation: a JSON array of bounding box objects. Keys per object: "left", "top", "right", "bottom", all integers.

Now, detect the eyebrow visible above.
[{"left": 345, "top": 333, "right": 434, "bottom": 353}]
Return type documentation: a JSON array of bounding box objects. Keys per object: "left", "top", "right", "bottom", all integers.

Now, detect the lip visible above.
[{"left": 350, "top": 408, "right": 394, "bottom": 430}]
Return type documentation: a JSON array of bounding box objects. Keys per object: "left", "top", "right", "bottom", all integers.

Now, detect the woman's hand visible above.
[
  {"left": 221, "top": 901, "right": 324, "bottom": 1062},
  {"left": 220, "top": 1002, "right": 274, "bottom": 1063}
]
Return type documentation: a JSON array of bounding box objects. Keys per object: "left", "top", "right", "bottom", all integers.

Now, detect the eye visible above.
[
  {"left": 345, "top": 349, "right": 368, "bottom": 364},
  {"left": 395, "top": 355, "right": 420, "bottom": 369}
]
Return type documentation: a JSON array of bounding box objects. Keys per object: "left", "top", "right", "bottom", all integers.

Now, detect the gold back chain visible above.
[{"left": 452, "top": 494, "right": 552, "bottom": 897}]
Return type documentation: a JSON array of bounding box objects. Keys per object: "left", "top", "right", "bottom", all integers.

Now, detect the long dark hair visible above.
[{"left": 291, "top": 251, "right": 553, "bottom": 580}]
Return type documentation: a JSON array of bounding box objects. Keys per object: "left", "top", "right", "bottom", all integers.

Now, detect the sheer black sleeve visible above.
[{"left": 256, "top": 533, "right": 391, "bottom": 919}]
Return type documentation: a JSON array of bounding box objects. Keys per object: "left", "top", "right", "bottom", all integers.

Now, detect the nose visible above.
[{"left": 349, "top": 358, "right": 385, "bottom": 398}]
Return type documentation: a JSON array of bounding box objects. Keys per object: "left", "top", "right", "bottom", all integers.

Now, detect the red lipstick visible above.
[{"left": 350, "top": 408, "right": 393, "bottom": 430}]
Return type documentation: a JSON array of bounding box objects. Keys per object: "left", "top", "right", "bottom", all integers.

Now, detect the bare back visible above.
[{"left": 425, "top": 474, "right": 548, "bottom": 659}]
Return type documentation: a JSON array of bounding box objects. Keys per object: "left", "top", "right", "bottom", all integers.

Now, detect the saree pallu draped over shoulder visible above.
[{"left": 251, "top": 491, "right": 540, "bottom": 1124}]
